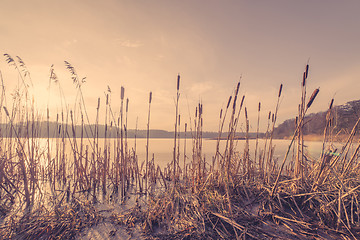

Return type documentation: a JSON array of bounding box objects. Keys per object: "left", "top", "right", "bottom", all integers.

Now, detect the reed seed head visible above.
[
  {"left": 232, "top": 95, "right": 237, "bottom": 110},
  {"left": 4, "top": 53, "right": 14, "bottom": 64},
  {"left": 240, "top": 95, "right": 245, "bottom": 109},
  {"left": 177, "top": 74, "right": 180, "bottom": 91},
  {"left": 305, "top": 64, "right": 309, "bottom": 79},
  {"left": 302, "top": 72, "right": 306, "bottom": 86},
  {"left": 306, "top": 88, "right": 319, "bottom": 109},
  {"left": 121, "top": 86, "right": 125, "bottom": 100},
  {"left": 278, "top": 84, "right": 283, "bottom": 98},
  {"left": 235, "top": 82, "right": 240, "bottom": 96},
  {"left": 149, "top": 91, "right": 152, "bottom": 104},
  {"left": 329, "top": 98, "right": 334, "bottom": 110},
  {"left": 16, "top": 56, "right": 25, "bottom": 68},
  {"left": 258, "top": 102, "right": 261, "bottom": 112},
  {"left": 226, "top": 96, "right": 232, "bottom": 109}
]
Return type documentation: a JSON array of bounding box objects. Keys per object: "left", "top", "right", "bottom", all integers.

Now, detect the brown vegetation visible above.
[{"left": 0, "top": 56, "right": 359, "bottom": 239}]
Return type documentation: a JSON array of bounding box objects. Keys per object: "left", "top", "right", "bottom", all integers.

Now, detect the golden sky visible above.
[{"left": 1, "top": 0, "right": 360, "bottom": 131}]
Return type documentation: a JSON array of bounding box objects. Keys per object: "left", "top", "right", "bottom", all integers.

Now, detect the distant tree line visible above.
[
  {"left": 0, "top": 121, "right": 263, "bottom": 139},
  {"left": 273, "top": 100, "right": 360, "bottom": 138}
]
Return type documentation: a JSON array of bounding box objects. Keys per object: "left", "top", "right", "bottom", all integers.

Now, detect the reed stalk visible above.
[
  {"left": 266, "top": 84, "right": 283, "bottom": 182},
  {"left": 3, "top": 106, "right": 31, "bottom": 207},
  {"left": 120, "top": 86, "right": 125, "bottom": 197},
  {"left": 145, "top": 91, "right": 152, "bottom": 194},
  {"left": 271, "top": 88, "right": 319, "bottom": 196},
  {"left": 173, "top": 74, "right": 180, "bottom": 182},
  {"left": 255, "top": 102, "right": 260, "bottom": 172},
  {"left": 183, "top": 123, "right": 187, "bottom": 180}
]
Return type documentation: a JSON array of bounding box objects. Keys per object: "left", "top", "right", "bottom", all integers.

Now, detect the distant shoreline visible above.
[{"left": 281, "top": 134, "right": 354, "bottom": 142}]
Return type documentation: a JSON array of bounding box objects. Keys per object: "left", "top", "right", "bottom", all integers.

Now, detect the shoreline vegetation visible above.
[
  {"left": 0, "top": 121, "right": 353, "bottom": 142},
  {"left": 0, "top": 56, "right": 360, "bottom": 239},
  {"left": 0, "top": 122, "right": 264, "bottom": 139},
  {"left": 284, "top": 134, "right": 360, "bottom": 142}
]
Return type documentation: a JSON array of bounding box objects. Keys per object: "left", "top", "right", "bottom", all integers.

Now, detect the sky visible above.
[{"left": 0, "top": 0, "right": 360, "bottom": 132}]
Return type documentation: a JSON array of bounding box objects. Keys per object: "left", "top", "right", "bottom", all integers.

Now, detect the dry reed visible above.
[{"left": 0, "top": 57, "right": 358, "bottom": 239}]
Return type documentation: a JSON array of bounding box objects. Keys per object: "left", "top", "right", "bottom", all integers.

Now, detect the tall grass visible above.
[{"left": 0, "top": 56, "right": 359, "bottom": 239}]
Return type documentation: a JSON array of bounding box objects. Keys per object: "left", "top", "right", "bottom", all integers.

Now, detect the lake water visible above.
[
  {"left": 40, "top": 137, "right": 344, "bottom": 170},
  {"left": 123, "top": 138, "right": 330, "bottom": 168}
]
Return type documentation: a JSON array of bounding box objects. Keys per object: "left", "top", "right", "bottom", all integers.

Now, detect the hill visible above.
[{"left": 274, "top": 99, "right": 360, "bottom": 138}]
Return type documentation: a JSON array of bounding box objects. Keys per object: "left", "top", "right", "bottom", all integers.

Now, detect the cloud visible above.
[
  {"left": 63, "top": 39, "right": 78, "bottom": 47},
  {"left": 189, "top": 82, "right": 213, "bottom": 96},
  {"left": 116, "top": 39, "right": 144, "bottom": 48}
]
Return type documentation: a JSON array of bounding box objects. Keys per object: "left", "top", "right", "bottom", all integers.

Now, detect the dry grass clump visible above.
[
  {"left": 0, "top": 199, "right": 101, "bottom": 239},
  {"left": 135, "top": 65, "right": 360, "bottom": 239},
  {"left": 0, "top": 203, "right": 10, "bottom": 218},
  {"left": 110, "top": 203, "right": 145, "bottom": 229}
]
